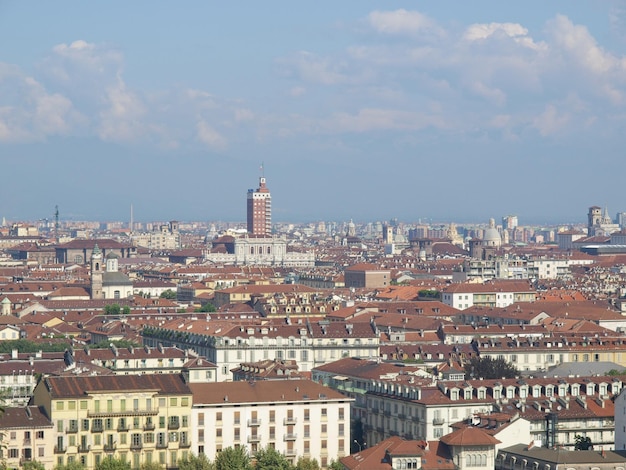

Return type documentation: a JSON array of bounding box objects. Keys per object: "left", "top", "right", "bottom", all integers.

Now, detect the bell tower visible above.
[{"left": 90, "top": 244, "right": 103, "bottom": 300}]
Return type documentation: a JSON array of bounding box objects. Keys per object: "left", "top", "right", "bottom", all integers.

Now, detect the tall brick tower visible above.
[{"left": 247, "top": 175, "right": 272, "bottom": 237}]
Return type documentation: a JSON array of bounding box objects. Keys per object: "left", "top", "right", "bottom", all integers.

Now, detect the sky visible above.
[{"left": 1, "top": 1, "right": 626, "bottom": 225}]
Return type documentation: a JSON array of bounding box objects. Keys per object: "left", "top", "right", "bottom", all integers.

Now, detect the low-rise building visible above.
[
  {"left": 32, "top": 374, "right": 193, "bottom": 469},
  {"left": 0, "top": 406, "right": 54, "bottom": 469},
  {"left": 190, "top": 379, "right": 352, "bottom": 468}
]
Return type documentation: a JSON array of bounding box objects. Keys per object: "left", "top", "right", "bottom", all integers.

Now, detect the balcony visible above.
[
  {"left": 156, "top": 441, "right": 168, "bottom": 449},
  {"left": 88, "top": 408, "right": 159, "bottom": 418},
  {"left": 284, "top": 433, "right": 298, "bottom": 441},
  {"left": 66, "top": 425, "right": 79, "bottom": 433},
  {"left": 383, "top": 410, "right": 391, "bottom": 417},
  {"left": 118, "top": 424, "right": 130, "bottom": 432},
  {"left": 248, "top": 418, "right": 262, "bottom": 426},
  {"left": 179, "top": 440, "right": 191, "bottom": 448},
  {"left": 398, "top": 413, "right": 407, "bottom": 420},
  {"left": 130, "top": 442, "right": 143, "bottom": 451},
  {"left": 144, "top": 422, "right": 155, "bottom": 431},
  {"left": 412, "top": 416, "right": 421, "bottom": 423},
  {"left": 104, "top": 444, "right": 116, "bottom": 452},
  {"left": 91, "top": 424, "right": 104, "bottom": 433},
  {"left": 247, "top": 435, "right": 261, "bottom": 443},
  {"left": 285, "top": 448, "right": 297, "bottom": 457},
  {"left": 54, "top": 446, "right": 66, "bottom": 454},
  {"left": 432, "top": 417, "right": 445, "bottom": 426},
  {"left": 79, "top": 445, "right": 90, "bottom": 453},
  {"left": 168, "top": 421, "right": 180, "bottom": 430},
  {"left": 283, "top": 417, "right": 297, "bottom": 425}
]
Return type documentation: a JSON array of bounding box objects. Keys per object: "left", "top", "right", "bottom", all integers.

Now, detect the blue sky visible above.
[{"left": 1, "top": 2, "right": 626, "bottom": 224}]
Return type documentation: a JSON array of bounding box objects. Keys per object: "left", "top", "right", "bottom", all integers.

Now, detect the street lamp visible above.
[{"left": 354, "top": 440, "right": 364, "bottom": 452}]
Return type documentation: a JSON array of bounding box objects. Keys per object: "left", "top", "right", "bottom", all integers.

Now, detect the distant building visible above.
[
  {"left": 190, "top": 380, "right": 352, "bottom": 467},
  {"left": 344, "top": 263, "right": 391, "bottom": 289},
  {"left": 247, "top": 176, "right": 271, "bottom": 237}
]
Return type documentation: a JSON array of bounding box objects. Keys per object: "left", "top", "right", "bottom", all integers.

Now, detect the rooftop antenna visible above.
[
  {"left": 54, "top": 205, "right": 59, "bottom": 242},
  {"left": 260, "top": 162, "right": 265, "bottom": 178},
  {"left": 130, "top": 203, "right": 134, "bottom": 236}
]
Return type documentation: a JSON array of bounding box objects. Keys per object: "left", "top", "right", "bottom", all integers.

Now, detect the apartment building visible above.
[
  {"left": 313, "top": 358, "right": 624, "bottom": 450},
  {"left": 31, "top": 374, "right": 193, "bottom": 469},
  {"left": 474, "top": 335, "right": 626, "bottom": 371},
  {"left": 142, "top": 318, "right": 380, "bottom": 381},
  {"left": 190, "top": 379, "right": 352, "bottom": 468},
  {"left": 0, "top": 406, "right": 54, "bottom": 469},
  {"left": 441, "top": 281, "right": 536, "bottom": 311}
]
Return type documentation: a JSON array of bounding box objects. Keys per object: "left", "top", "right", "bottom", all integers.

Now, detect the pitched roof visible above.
[{"left": 42, "top": 373, "right": 191, "bottom": 398}]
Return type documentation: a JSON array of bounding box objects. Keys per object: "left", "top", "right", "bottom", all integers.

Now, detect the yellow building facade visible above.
[{"left": 32, "top": 374, "right": 192, "bottom": 469}]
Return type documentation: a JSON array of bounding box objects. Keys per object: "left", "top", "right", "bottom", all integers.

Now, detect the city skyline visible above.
[{"left": 2, "top": 2, "right": 626, "bottom": 222}]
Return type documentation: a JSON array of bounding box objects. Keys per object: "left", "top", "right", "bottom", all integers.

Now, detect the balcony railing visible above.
[
  {"left": 432, "top": 417, "right": 445, "bottom": 426},
  {"left": 247, "top": 435, "right": 261, "bottom": 443},
  {"left": 179, "top": 440, "right": 192, "bottom": 448},
  {"left": 156, "top": 441, "right": 168, "bottom": 449},
  {"left": 104, "top": 444, "right": 116, "bottom": 452},
  {"left": 79, "top": 445, "right": 90, "bottom": 453},
  {"left": 144, "top": 422, "right": 155, "bottom": 431},
  {"left": 284, "top": 433, "right": 297, "bottom": 441},
  {"left": 248, "top": 418, "right": 262, "bottom": 426},
  {"left": 168, "top": 421, "right": 180, "bottom": 430},
  {"left": 88, "top": 408, "right": 159, "bottom": 418},
  {"left": 283, "top": 417, "right": 297, "bottom": 425},
  {"left": 54, "top": 445, "right": 66, "bottom": 454},
  {"left": 130, "top": 442, "right": 143, "bottom": 451},
  {"left": 66, "top": 425, "right": 79, "bottom": 433},
  {"left": 118, "top": 424, "right": 130, "bottom": 432},
  {"left": 91, "top": 425, "right": 104, "bottom": 433}
]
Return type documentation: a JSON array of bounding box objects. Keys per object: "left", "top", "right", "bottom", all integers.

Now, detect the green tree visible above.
[
  {"left": 463, "top": 356, "right": 519, "bottom": 380},
  {"left": 574, "top": 434, "right": 593, "bottom": 450},
  {"left": 254, "top": 446, "right": 292, "bottom": 470},
  {"left": 54, "top": 462, "right": 86, "bottom": 470},
  {"left": 194, "top": 302, "right": 217, "bottom": 313},
  {"left": 22, "top": 461, "right": 46, "bottom": 470},
  {"left": 140, "top": 463, "right": 164, "bottom": 470},
  {"left": 95, "top": 457, "right": 132, "bottom": 470},
  {"left": 160, "top": 289, "right": 177, "bottom": 300},
  {"left": 328, "top": 460, "right": 344, "bottom": 470},
  {"left": 103, "top": 304, "right": 121, "bottom": 315},
  {"left": 295, "top": 457, "right": 320, "bottom": 470},
  {"left": 178, "top": 453, "right": 215, "bottom": 470},
  {"left": 122, "top": 305, "right": 131, "bottom": 315},
  {"left": 214, "top": 446, "right": 252, "bottom": 470}
]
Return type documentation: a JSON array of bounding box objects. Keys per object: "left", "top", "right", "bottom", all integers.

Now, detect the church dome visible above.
[{"left": 482, "top": 218, "right": 502, "bottom": 247}]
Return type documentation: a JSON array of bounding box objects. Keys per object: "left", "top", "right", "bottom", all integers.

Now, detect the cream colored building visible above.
[
  {"left": 0, "top": 406, "right": 54, "bottom": 469},
  {"left": 32, "top": 374, "right": 193, "bottom": 469},
  {"left": 190, "top": 379, "right": 352, "bottom": 469}
]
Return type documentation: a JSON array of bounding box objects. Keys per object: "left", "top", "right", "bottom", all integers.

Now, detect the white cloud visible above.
[
  {"left": 196, "top": 120, "right": 227, "bottom": 149},
  {"left": 464, "top": 22, "right": 545, "bottom": 50},
  {"left": 468, "top": 81, "right": 506, "bottom": 106},
  {"left": 234, "top": 108, "right": 254, "bottom": 122},
  {"left": 532, "top": 104, "right": 570, "bottom": 136},
  {"left": 97, "top": 78, "right": 147, "bottom": 142},
  {"left": 368, "top": 9, "right": 443, "bottom": 37}
]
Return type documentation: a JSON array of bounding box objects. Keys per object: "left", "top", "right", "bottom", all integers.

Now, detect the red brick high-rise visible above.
[{"left": 247, "top": 176, "right": 271, "bottom": 237}]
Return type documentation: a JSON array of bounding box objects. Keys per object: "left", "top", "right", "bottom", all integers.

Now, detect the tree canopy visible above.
[
  {"left": 295, "top": 457, "right": 321, "bottom": 470},
  {"left": 95, "top": 457, "right": 132, "bottom": 470},
  {"left": 254, "top": 446, "right": 292, "bottom": 470},
  {"left": 53, "top": 461, "right": 86, "bottom": 470},
  {"left": 178, "top": 454, "right": 215, "bottom": 470},
  {"left": 463, "top": 356, "right": 519, "bottom": 380},
  {"left": 214, "top": 447, "right": 252, "bottom": 470},
  {"left": 574, "top": 434, "right": 593, "bottom": 450},
  {"left": 160, "top": 289, "right": 177, "bottom": 300},
  {"left": 194, "top": 302, "right": 217, "bottom": 313}
]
